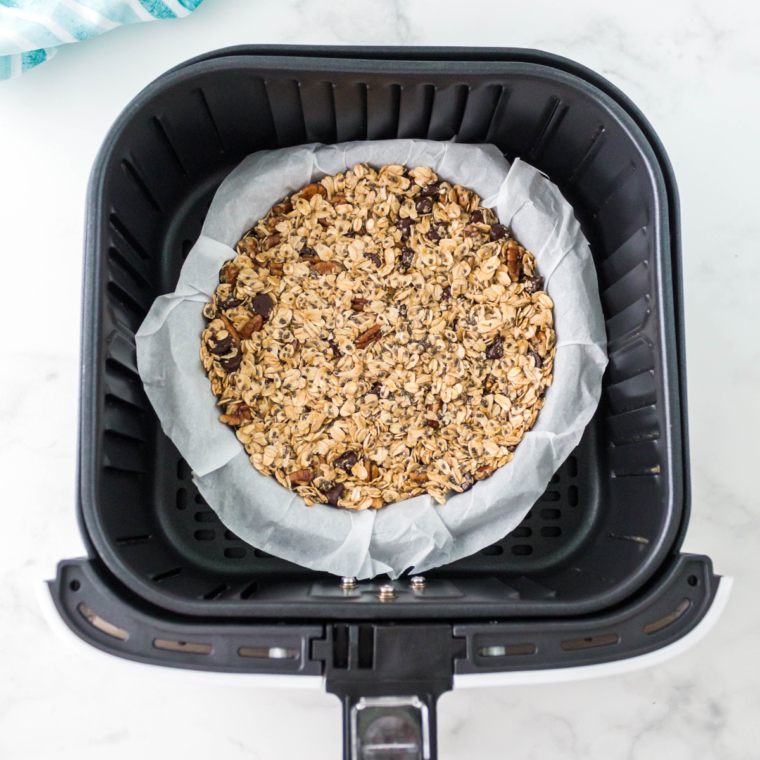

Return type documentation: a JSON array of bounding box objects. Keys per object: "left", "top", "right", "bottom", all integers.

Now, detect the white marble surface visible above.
[{"left": 1, "top": 0, "right": 759, "bottom": 757}]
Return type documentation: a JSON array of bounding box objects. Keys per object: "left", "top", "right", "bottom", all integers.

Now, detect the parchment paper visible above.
[{"left": 135, "top": 139, "right": 608, "bottom": 579}]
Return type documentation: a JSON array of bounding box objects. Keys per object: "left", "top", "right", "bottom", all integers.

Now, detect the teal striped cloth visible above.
[{"left": 0, "top": 0, "right": 205, "bottom": 81}]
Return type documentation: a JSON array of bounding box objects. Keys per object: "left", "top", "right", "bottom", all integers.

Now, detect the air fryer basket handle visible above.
[{"left": 339, "top": 692, "right": 438, "bottom": 760}]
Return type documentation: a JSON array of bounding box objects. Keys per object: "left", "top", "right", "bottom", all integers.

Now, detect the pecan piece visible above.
[
  {"left": 506, "top": 240, "right": 522, "bottom": 282},
  {"left": 475, "top": 465, "right": 493, "bottom": 481},
  {"left": 272, "top": 200, "right": 292, "bottom": 214},
  {"left": 299, "top": 245, "right": 317, "bottom": 262},
  {"left": 220, "top": 264, "right": 239, "bottom": 286},
  {"left": 299, "top": 183, "right": 327, "bottom": 200},
  {"left": 330, "top": 194, "right": 347, "bottom": 206},
  {"left": 410, "top": 472, "right": 428, "bottom": 483},
  {"left": 371, "top": 498, "right": 383, "bottom": 509},
  {"left": 370, "top": 463, "right": 380, "bottom": 481},
  {"left": 312, "top": 260, "right": 340, "bottom": 275},
  {"left": 289, "top": 469, "right": 315, "bottom": 485},
  {"left": 236, "top": 236, "right": 258, "bottom": 256},
  {"left": 355, "top": 324, "right": 382, "bottom": 349},
  {"left": 269, "top": 261, "right": 284, "bottom": 277},
  {"left": 219, "top": 413, "right": 242, "bottom": 426},
  {"left": 264, "top": 233, "right": 280, "bottom": 250},
  {"left": 427, "top": 399, "right": 443, "bottom": 414},
  {"left": 317, "top": 217, "right": 332, "bottom": 228},
  {"left": 218, "top": 314, "right": 240, "bottom": 344},
  {"left": 351, "top": 297, "right": 369, "bottom": 312},
  {"left": 239, "top": 315, "right": 263, "bottom": 339}
]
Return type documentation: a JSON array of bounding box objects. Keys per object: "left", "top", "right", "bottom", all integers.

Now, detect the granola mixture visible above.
[{"left": 200, "top": 164, "right": 555, "bottom": 509}]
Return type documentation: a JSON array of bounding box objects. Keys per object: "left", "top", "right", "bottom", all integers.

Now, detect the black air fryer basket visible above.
[{"left": 46, "top": 47, "right": 727, "bottom": 759}]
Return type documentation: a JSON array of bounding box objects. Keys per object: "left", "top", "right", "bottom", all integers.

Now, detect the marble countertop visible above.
[{"left": 1, "top": 0, "right": 758, "bottom": 757}]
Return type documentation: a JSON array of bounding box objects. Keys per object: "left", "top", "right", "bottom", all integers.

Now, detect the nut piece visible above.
[
  {"left": 220, "top": 264, "right": 239, "bottom": 286},
  {"left": 506, "top": 240, "right": 522, "bottom": 282},
  {"left": 355, "top": 324, "right": 382, "bottom": 349},
  {"left": 272, "top": 201, "right": 293, "bottom": 214},
  {"left": 265, "top": 234, "right": 280, "bottom": 250},
  {"left": 218, "top": 314, "right": 240, "bottom": 344},
  {"left": 350, "top": 297, "right": 369, "bottom": 312},
  {"left": 239, "top": 315, "right": 263, "bottom": 339},
  {"left": 312, "top": 260, "right": 340, "bottom": 275},
  {"left": 299, "top": 183, "right": 327, "bottom": 200},
  {"left": 289, "top": 469, "right": 315, "bottom": 485}
]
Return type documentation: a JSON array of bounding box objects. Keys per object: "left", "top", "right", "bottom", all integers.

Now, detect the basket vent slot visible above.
[
  {"left": 561, "top": 633, "right": 619, "bottom": 651},
  {"left": 77, "top": 603, "right": 129, "bottom": 641},
  {"left": 154, "top": 638, "right": 211, "bottom": 654}
]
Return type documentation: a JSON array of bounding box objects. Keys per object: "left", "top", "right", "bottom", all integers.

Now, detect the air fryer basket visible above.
[{"left": 47, "top": 47, "right": 722, "bottom": 760}]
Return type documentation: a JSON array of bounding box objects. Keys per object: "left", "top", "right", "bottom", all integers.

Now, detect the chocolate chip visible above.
[
  {"left": 252, "top": 293, "right": 275, "bottom": 319},
  {"left": 364, "top": 251, "right": 381, "bottom": 267},
  {"left": 221, "top": 297, "right": 242, "bottom": 310},
  {"left": 485, "top": 336, "right": 504, "bottom": 360},
  {"left": 420, "top": 183, "right": 440, "bottom": 199},
  {"left": 370, "top": 382, "right": 383, "bottom": 396},
  {"left": 397, "top": 218, "right": 413, "bottom": 238},
  {"left": 220, "top": 350, "right": 242, "bottom": 370},
  {"left": 426, "top": 227, "right": 441, "bottom": 242},
  {"left": 207, "top": 333, "right": 232, "bottom": 355},
  {"left": 415, "top": 197, "right": 433, "bottom": 215},
  {"left": 401, "top": 247, "right": 415, "bottom": 269},
  {"left": 323, "top": 482, "right": 344, "bottom": 507},
  {"left": 470, "top": 210, "right": 484, "bottom": 224},
  {"left": 328, "top": 339, "right": 342, "bottom": 359},
  {"left": 523, "top": 276, "right": 544, "bottom": 294},
  {"left": 334, "top": 452, "right": 358, "bottom": 473},
  {"left": 489, "top": 224, "right": 508, "bottom": 241},
  {"left": 459, "top": 473, "right": 474, "bottom": 493},
  {"left": 441, "top": 286, "right": 451, "bottom": 301},
  {"left": 528, "top": 349, "right": 543, "bottom": 369},
  {"left": 299, "top": 245, "right": 316, "bottom": 259}
]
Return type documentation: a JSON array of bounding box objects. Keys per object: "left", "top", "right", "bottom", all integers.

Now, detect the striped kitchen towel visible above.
[{"left": 0, "top": 0, "right": 205, "bottom": 81}]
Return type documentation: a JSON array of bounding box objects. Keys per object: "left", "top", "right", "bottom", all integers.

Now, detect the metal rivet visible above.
[
  {"left": 340, "top": 576, "right": 358, "bottom": 590},
  {"left": 377, "top": 584, "right": 396, "bottom": 601},
  {"left": 410, "top": 575, "right": 426, "bottom": 590}
]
